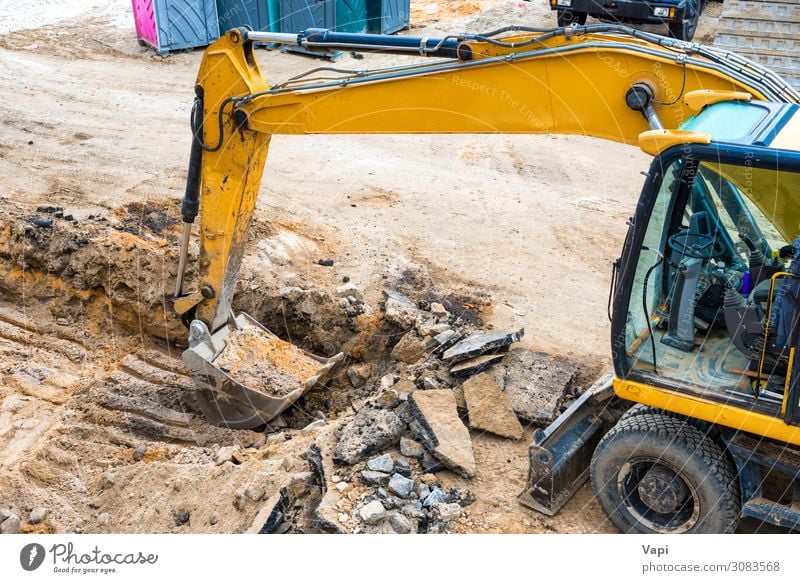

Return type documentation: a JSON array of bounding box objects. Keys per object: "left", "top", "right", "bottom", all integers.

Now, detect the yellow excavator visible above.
[{"left": 172, "top": 23, "right": 800, "bottom": 533}]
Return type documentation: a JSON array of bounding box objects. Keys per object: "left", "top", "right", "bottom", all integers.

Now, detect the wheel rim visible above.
[{"left": 617, "top": 457, "right": 701, "bottom": 533}]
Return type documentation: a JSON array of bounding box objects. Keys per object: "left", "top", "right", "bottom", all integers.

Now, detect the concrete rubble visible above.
[
  {"left": 435, "top": 502, "right": 462, "bottom": 522},
  {"left": 391, "top": 330, "right": 431, "bottom": 363},
  {"left": 0, "top": 515, "right": 20, "bottom": 534},
  {"left": 443, "top": 328, "right": 524, "bottom": 364},
  {"left": 333, "top": 407, "right": 405, "bottom": 465},
  {"left": 463, "top": 372, "right": 524, "bottom": 440},
  {"left": 247, "top": 493, "right": 284, "bottom": 534},
  {"left": 400, "top": 437, "right": 425, "bottom": 458},
  {"left": 383, "top": 291, "right": 422, "bottom": 329},
  {"left": 359, "top": 500, "right": 387, "bottom": 525},
  {"left": 407, "top": 390, "right": 476, "bottom": 478},
  {"left": 29, "top": 507, "right": 48, "bottom": 525},
  {"left": 347, "top": 364, "right": 372, "bottom": 388},
  {"left": 497, "top": 349, "right": 577, "bottom": 423},
  {"left": 215, "top": 445, "right": 241, "bottom": 466},
  {"left": 450, "top": 353, "right": 506, "bottom": 378}
]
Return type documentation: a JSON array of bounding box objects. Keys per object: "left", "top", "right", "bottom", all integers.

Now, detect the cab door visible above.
[{"left": 780, "top": 274, "right": 800, "bottom": 425}]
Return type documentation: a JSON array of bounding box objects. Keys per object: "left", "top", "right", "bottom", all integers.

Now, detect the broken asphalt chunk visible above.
[
  {"left": 442, "top": 328, "right": 524, "bottom": 364},
  {"left": 462, "top": 372, "right": 523, "bottom": 440},
  {"left": 383, "top": 290, "right": 421, "bottom": 329},
  {"left": 407, "top": 390, "right": 476, "bottom": 478},
  {"left": 449, "top": 353, "right": 505, "bottom": 378},
  {"left": 247, "top": 492, "right": 285, "bottom": 534},
  {"left": 333, "top": 407, "right": 404, "bottom": 465},
  {"left": 500, "top": 349, "right": 577, "bottom": 423},
  {"left": 420, "top": 452, "right": 446, "bottom": 473}
]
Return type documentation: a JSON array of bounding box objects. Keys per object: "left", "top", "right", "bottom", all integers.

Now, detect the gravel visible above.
[
  {"left": 133, "top": 444, "right": 147, "bottom": 461},
  {"left": 173, "top": 508, "right": 190, "bottom": 526},
  {"left": 29, "top": 507, "right": 47, "bottom": 524},
  {"left": 245, "top": 485, "right": 266, "bottom": 502},
  {"left": 388, "top": 512, "right": 413, "bottom": 534},
  {"left": 215, "top": 445, "right": 241, "bottom": 466},
  {"left": 400, "top": 437, "right": 425, "bottom": 458},
  {"left": 423, "top": 487, "right": 449, "bottom": 508},
  {"left": 401, "top": 502, "right": 426, "bottom": 520},
  {"left": 359, "top": 500, "right": 387, "bottom": 525},
  {"left": 388, "top": 473, "right": 415, "bottom": 498},
  {"left": 393, "top": 458, "right": 411, "bottom": 477},
  {"left": 360, "top": 470, "right": 391, "bottom": 486},
  {"left": 367, "top": 453, "right": 394, "bottom": 473}
]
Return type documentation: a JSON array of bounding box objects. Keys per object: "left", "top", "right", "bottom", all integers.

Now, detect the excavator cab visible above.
[
  {"left": 522, "top": 98, "right": 800, "bottom": 532},
  {"left": 622, "top": 153, "right": 797, "bottom": 393}
]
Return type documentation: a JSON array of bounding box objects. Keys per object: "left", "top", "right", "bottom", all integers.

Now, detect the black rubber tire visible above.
[
  {"left": 668, "top": 0, "right": 701, "bottom": 41},
  {"left": 619, "top": 403, "right": 720, "bottom": 442},
  {"left": 557, "top": 10, "right": 587, "bottom": 27},
  {"left": 590, "top": 413, "right": 740, "bottom": 533}
]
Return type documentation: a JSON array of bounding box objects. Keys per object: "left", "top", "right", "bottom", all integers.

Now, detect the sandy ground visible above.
[{"left": 0, "top": 0, "right": 732, "bottom": 534}]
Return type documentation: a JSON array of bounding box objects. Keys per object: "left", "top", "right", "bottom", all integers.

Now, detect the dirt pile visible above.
[
  {"left": 215, "top": 322, "right": 322, "bottom": 398},
  {"left": 0, "top": 198, "right": 190, "bottom": 342}
]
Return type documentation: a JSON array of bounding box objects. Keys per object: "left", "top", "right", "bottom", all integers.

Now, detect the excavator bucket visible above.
[
  {"left": 182, "top": 313, "right": 343, "bottom": 429},
  {"left": 518, "top": 376, "right": 616, "bottom": 515}
]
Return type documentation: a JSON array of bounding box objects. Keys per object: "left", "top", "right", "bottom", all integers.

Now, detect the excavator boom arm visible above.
[{"left": 177, "top": 25, "right": 798, "bottom": 333}]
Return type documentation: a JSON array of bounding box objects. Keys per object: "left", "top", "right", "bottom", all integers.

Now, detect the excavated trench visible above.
[
  {"left": 0, "top": 196, "right": 604, "bottom": 534},
  {"left": 0, "top": 197, "right": 508, "bottom": 533}
]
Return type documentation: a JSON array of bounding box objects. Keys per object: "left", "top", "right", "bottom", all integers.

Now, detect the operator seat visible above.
[{"left": 724, "top": 236, "right": 800, "bottom": 368}]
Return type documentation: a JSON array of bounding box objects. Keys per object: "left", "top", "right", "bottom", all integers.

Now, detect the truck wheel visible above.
[
  {"left": 668, "top": 0, "right": 701, "bottom": 41},
  {"left": 590, "top": 413, "right": 740, "bottom": 533},
  {"left": 557, "top": 10, "right": 587, "bottom": 27}
]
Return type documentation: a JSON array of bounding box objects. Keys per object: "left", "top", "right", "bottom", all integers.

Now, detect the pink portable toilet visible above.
[{"left": 132, "top": 0, "right": 158, "bottom": 49}]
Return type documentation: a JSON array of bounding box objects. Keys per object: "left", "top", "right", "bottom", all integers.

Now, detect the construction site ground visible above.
[{"left": 0, "top": 0, "right": 772, "bottom": 534}]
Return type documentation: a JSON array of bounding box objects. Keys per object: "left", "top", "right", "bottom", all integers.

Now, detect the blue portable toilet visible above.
[
  {"left": 280, "top": 0, "right": 367, "bottom": 36},
  {"left": 216, "top": 0, "right": 281, "bottom": 34},
  {"left": 135, "top": 0, "right": 220, "bottom": 53},
  {"left": 280, "top": 0, "right": 368, "bottom": 57},
  {"left": 281, "top": 0, "right": 334, "bottom": 36},
  {"left": 367, "top": 0, "right": 409, "bottom": 34},
  {"left": 280, "top": 0, "right": 335, "bottom": 56},
  {"left": 336, "top": 0, "right": 369, "bottom": 33}
]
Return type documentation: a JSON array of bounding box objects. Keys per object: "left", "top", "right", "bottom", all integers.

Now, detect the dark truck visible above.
[{"left": 549, "top": 0, "right": 704, "bottom": 40}]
